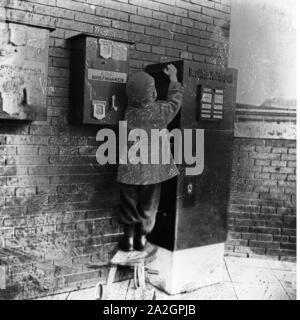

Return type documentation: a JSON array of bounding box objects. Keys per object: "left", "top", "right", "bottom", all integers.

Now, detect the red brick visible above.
[
  {"left": 33, "top": 3, "right": 75, "bottom": 19},
  {"left": 279, "top": 167, "right": 295, "bottom": 174},
  {"left": 272, "top": 147, "right": 288, "bottom": 154},
  {"left": 16, "top": 187, "right": 37, "bottom": 197},
  {"left": 189, "top": 11, "right": 213, "bottom": 25},
  {"left": 257, "top": 234, "right": 273, "bottom": 242},
  {"left": 153, "top": 11, "right": 167, "bottom": 21},
  {"left": 129, "top": 0, "right": 159, "bottom": 10},
  {"left": 287, "top": 175, "right": 296, "bottom": 181},
  {"left": 249, "top": 227, "right": 281, "bottom": 235},
  {"left": 249, "top": 240, "right": 280, "bottom": 249},
  {"left": 281, "top": 154, "right": 296, "bottom": 161},
  {"left": 289, "top": 236, "right": 296, "bottom": 243},
  {"left": 250, "top": 153, "right": 280, "bottom": 160},
  {"left": 255, "top": 146, "right": 272, "bottom": 153},
  {"left": 271, "top": 160, "right": 286, "bottom": 167},
  {"left": 227, "top": 239, "right": 249, "bottom": 246},
  {"left": 97, "top": 7, "right": 128, "bottom": 21},
  {"left": 152, "top": 46, "right": 166, "bottom": 55},
  {"left": 287, "top": 161, "right": 296, "bottom": 168},
  {"left": 241, "top": 233, "right": 257, "bottom": 240},
  {"left": 236, "top": 246, "right": 265, "bottom": 255},
  {"left": 270, "top": 173, "right": 288, "bottom": 180},
  {"left": 57, "top": 0, "right": 95, "bottom": 13},
  {"left": 275, "top": 141, "right": 295, "bottom": 148},
  {"left": 31, "top": 0, "right": 56, "bottom": 6},
  {"left": 254, "top": 172, "right": 270, "bottom": 179},
  {"left": 281, "top": 228, "right": 296, "bottom": 236},
  {"left": 6, "top": 8, "right": 56, "bottom": 29},
  {"left": 288, "top": 148, "right": 296, "bottom": 154}
]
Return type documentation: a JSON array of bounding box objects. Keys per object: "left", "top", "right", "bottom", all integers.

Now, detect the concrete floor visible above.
[{"left": 37, "top": 256, "right": 297, "bottom": 300}]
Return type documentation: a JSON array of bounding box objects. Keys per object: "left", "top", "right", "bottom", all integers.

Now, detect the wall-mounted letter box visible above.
[
  {"left": 69, "top": 34, "right": 133, "bottom": 125},
  {"left": 0, "top": 21, "right": 53, "bottom": 121}
]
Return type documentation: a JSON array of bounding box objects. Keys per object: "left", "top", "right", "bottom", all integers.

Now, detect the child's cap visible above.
[{"left": 126, "top": 72, "right": 156, "bottom": 107}]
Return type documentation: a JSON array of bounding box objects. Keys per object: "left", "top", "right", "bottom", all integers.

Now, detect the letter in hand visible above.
[{"left": 164, "top": 64, "right": 178, "bottom": 82}]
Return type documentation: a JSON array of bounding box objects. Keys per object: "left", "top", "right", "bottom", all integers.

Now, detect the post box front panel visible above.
[
  {"left": 83, "top": 37, "right": 129, "bottom": 125},
  {"left": 150, "top": 131, "right": 233, "bottom": 251},
  {"left": 175, "top": 130, "right": 233, "bottom": 250}
]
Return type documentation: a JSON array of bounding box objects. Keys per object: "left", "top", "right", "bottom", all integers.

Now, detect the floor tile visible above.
[
  {"left": 271, "top": 273, "right": 296, "bottom": 300},
  {"left": 233, "top": 282, "right": 290, "bottom": 300},
  {"left": 34, "top": 257, "right": 296, "bottom": 301},
  {"left": 154, "top": 282, "right": 237, "bottom": 300},
  {"left": 284, "top": 286, "right": 296, "bottom": 300},
  {"left": 227, "top": 264, "right": 279, "bottom": 285},
  {"left": 104, "top": 280, "right": 131, "bottom": 300},
  {"left": 222, "top": 265, "right": 232, "bottom": 283},
  {"left": 67, "top": 287, "right": 95, "bottom": 300},
  {"left": 272, "top": 270, "right": 297, "bottom": 289},
  {"left": 267, "top": 260, "right": 297, "bottom": 272},
  {"left": 36, "top": 292, "right": 69, "bottom": 300},
  {"left": 225, "top": 257, "right": 269, "bottom": 269}
]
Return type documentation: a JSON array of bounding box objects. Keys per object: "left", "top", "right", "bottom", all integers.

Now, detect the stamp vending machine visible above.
[{"left": 146, "top": 60, "right": 238, "bottom": 294}]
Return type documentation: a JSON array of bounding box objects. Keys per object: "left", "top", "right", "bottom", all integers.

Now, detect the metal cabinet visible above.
[{"left": 146, "top": 60, "right": 238, "bottom": 251}]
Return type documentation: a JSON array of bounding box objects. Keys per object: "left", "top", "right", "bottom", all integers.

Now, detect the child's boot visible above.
[
  {"left": 134, "top": 224, "right": 148, "bottom": 251},
  {"left": 119, "top": 224, "right": 135, "bottom": 251}
]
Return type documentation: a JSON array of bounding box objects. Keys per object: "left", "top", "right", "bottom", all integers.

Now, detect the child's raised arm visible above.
[{"left": 158, "top": 64, "right": 184, "bottom": 125}]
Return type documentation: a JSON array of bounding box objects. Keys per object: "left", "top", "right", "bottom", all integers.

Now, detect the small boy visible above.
[{"left": 117, "top": 64, "right": 184, "bottom": 251}]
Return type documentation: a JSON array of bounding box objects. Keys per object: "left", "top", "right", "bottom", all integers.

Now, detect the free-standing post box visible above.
[
  {"left": 68, "top": 34, "right": 133, "bottom": 125},
  {"left": 145, "top": 60, "right": 237, "bottom": 294}
]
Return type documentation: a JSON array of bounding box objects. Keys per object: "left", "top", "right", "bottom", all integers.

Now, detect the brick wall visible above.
[
  {"left": 226, "top": 137, "right": 296, "bottom": 261},
  {"left": 0, "top": 0, "right": 231, "bottom": 299}
]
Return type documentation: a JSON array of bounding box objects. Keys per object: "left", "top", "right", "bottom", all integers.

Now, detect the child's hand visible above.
[{"left": 164, "top": 64, "right": 178, "bottom": 82}]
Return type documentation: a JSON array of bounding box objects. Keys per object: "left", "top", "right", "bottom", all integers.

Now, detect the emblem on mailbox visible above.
[
  {"left": 93, "top": 100, "right": 106, "bottom": 120},
  {"left": 99, "top": 39, "right": 112, "bottom": 59}
]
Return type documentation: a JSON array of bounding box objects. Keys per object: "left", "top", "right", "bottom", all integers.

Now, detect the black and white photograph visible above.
[{"left": 0, "top": 0, "right": 297, "bottom": 304}]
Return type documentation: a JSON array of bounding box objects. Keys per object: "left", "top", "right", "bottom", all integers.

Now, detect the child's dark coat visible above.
[{"left": 117, "top": 81, "right": 184, "bottom": 185}]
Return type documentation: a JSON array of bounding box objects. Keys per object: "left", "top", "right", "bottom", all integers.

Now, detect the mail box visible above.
[{"left": 69, "top": 34, "right": 133, "bottom": 125}]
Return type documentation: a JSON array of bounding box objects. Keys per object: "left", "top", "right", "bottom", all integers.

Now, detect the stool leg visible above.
[
  {"left": 99, "top": 266, "right": 117, "bottom": 300},
  {"left": 134, "top": 264, "right": 146, "bottom": 289},
  {"left": 94, "top": 281, "right": 103, "bottom": 300},
  {"left": 134, "top": 265, "right": 139, "bottom": 289},
  {"left": 138, "top": 264, "right": 146, "bottom": 289}
]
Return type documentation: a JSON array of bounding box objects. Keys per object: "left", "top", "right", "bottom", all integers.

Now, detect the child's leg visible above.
[
  {"left": 119, "top": 183, "right": 140, "bottom": 225},
  {"left": 119, "top": 183, "right": 161, "bottom": 251},
  {"left": 119, "top": 183, "right": 139, "bottom": 251},
  {"left": 138, "top": 183, "right": 162, "bottom": 234}
]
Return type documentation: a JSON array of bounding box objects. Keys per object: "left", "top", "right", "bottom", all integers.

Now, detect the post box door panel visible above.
[
  {"left": 83, "top": 37, "right": 129, "bottom": 125},
  {"left": 69, "top": 35, "right": 130, "bottom": 125},
  {"left": 175, "top": 130, "right": 233, "bottom": 250}
]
